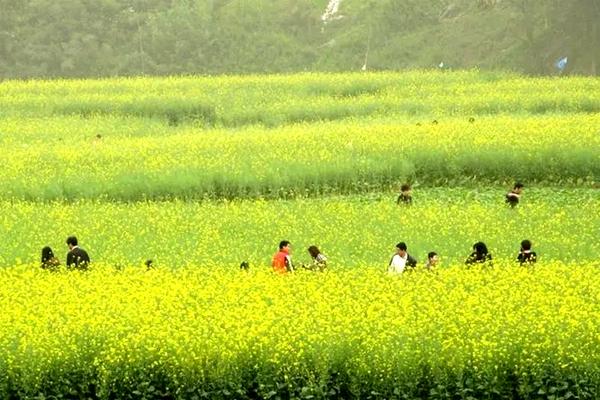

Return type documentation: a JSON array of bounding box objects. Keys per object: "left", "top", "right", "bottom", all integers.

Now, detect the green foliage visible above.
[{"left": 1, "top": 0, "right": 599, "bottom": 78}]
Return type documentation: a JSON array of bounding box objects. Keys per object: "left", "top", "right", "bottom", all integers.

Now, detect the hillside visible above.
[{"left": 0, "top": 0, "right": 597, "bottom": 79}]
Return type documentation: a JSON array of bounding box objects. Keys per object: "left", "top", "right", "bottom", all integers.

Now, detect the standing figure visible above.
[
  {"left": 397, "top": 184, "right": 413, "bottom": 205},
  {"left": 506, "top": 182, "right": 524, "bottom": 207},
  {"left": 517, "top": 240, "right": 537, "bottom": 264},
  {"left": 465, "top": 242, "right": 492, "bottom": 266},
  {"left": 66, "top": 236, "right": 90, "bottom": 270},
  {"left": 388, "top": 242, "right": 417, "bottom": 274}
]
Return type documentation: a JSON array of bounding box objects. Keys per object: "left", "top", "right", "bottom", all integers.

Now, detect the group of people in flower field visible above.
[
  {"left": 41, "top": 236, "right": 90, "bottom": 271},
  {"left": 270, "top": 238, "right": 537, "bottom": 274},
  {"left": 272, "top": 182, "right": 533, "bottom": 274},
  {"left": 40, "top": 184, "right": 531, "bottom": 272},
  {"left": 396, "top": 182, "right": 525, "bottom": 207}
]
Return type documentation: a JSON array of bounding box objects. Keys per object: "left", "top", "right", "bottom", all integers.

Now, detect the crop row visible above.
[
  {"left": 1, "top": 114, "right": 598, "bottom": 201},
  {"left": 1, "top": 188, "right": 597, "bottom": 268},
  {"left": 0, "top": 264, "right": 599, "bottom": 399},
  {"left": 2, "top": 72, "right": 600, "bottom": 126}
]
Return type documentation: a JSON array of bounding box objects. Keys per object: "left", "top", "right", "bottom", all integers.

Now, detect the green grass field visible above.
[{"left": 0, "top": 71, "right": 599, "bottom": 398}]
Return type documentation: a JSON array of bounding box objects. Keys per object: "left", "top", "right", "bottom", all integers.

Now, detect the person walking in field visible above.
[
  {"left": 397, "top": 184, "right": 413, "bottom": 205},
  {"left": 306, "top": 245, "right": 327, "bottom": 271},
  {"left": 465, "top": 242, "right": 492, "bottom": 266},
  {"left": 388, "top": 242, "right": 417, "bottom": 274},
  {"left": 517, "top": 239, "right": 537, "bottom": 264},
  {"left": 66, "top": 236, "right": 90, "bottom": 270},
  {"left": 40, "top": 246, "right": 60, "bottom": 271},
  {"left": 272, "top": 240, "right": 293, "bottom": 273},
  {"left": 505, "top": 182, "right": 524, "bottom": 207}
]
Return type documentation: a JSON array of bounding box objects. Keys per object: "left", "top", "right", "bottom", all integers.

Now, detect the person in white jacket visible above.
[{"left": 388, "top": 242, "right": 417, "bottom": 274}]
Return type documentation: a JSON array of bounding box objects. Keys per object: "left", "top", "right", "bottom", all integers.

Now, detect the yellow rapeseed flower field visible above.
[
  {"left": 0, "top": 71, "right": 598, "bottom": 398},
  {"left": 0, "top": 264, "right": 599, "bottom": 398}
]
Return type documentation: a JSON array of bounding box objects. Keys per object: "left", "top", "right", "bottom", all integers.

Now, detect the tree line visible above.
[{"left": 0, "top": 0, "right": 598, "bottom": 79}]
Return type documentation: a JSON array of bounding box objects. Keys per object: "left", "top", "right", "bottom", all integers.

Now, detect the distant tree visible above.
[{"left": 507, "top": 0, "right": 600, "bottom": 74}]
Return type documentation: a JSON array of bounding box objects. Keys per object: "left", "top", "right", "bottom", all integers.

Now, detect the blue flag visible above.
[{"left": 555, "top": 56, "right": 568, "bottom": 72}]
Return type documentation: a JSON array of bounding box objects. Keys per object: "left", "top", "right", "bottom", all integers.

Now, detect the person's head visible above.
[
  {"left": 41, "top": 246, "right": 54, "bottom": 263},
  {"left": 239, "top": 261, "right": 250, "bottom": 270},
  {"left": 66, "top": 236, "right": 78, "bottom": 250},
  {"left": 473, "top": 242, "right": 488, "bottom": 255},
  {"left": 513, "top": 182, "right": 524, "bottom": 194},
  {"left": 396, "top": 242, "right": 407, "bottom": 256},
  {"left": 427, "top": 251, "right": 439, "bottom": 266},
  {"left": 520, "top": 240, "right": 532, "bottom": 252},
  {"left": 279, "top": 240, "right": 291, "bottom": 253},
  {"left": 400, "top": 184, "right": 411, "bottom": 194},
  {"left": 145, "top": 259, "right": 153, "bottom": 269},
  {"left": 307, "top": 245, "right": 320, "bottom": 258}
]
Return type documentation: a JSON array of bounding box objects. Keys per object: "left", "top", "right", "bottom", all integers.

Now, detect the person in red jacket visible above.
[{"left": 272, "top": 240, "right": 293, "bottom": 273}]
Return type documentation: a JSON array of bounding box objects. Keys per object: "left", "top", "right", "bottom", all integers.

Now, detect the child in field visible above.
[
  {"left": 517, "top": 240, "right": 537, "bottom": 264},
  {"left": 397, "top": 184, "right": 413, "bottom": 205},
  {"left": 505, "top": 182, "right": 524, "bottom": 207},
  {"left": 41, "top": 246, "right": 60, "bottom": 271},
  {"left": 425, "top": 251, "right": 439, "bottom": 270},
  {"left": 465, "top": 242, "right": 492, "bottom": 266}
]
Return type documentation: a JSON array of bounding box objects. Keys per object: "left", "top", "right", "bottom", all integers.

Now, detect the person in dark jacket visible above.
[
  {"left": 465, "top": 242, "right": 492, "bottom": 266},
  {"left": 505, "top": 182, "right": 524, "bottom": 207},
  {"left": 41, "top": 246, "right": 60, "bottom": 271},
  {"left": 66, "top": 236, "right": 90, "bottom": 270},
  {"left": 397, "top": 184, "right": 413, "bottom": 205},
  {"left": 517, "top": 239, "right": 537, "bottom": 264}
]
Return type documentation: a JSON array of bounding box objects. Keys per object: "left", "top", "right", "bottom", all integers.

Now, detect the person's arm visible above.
[
  {"left": 285, "top": 255, "right": 294, "bottom": 272},
  {"left": 407, "top": 255, "right": 417, "bottom": 268},
  {"left": 66, "top": 252, "right": 74, "bottom": 267},
  {"left": 465, "top": 253, "right": 475, "bottom": 265}
]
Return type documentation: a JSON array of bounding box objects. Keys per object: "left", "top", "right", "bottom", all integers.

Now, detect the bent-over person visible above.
[{"left": 41, "top": 246, "right": 60, "bottom": 271}]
